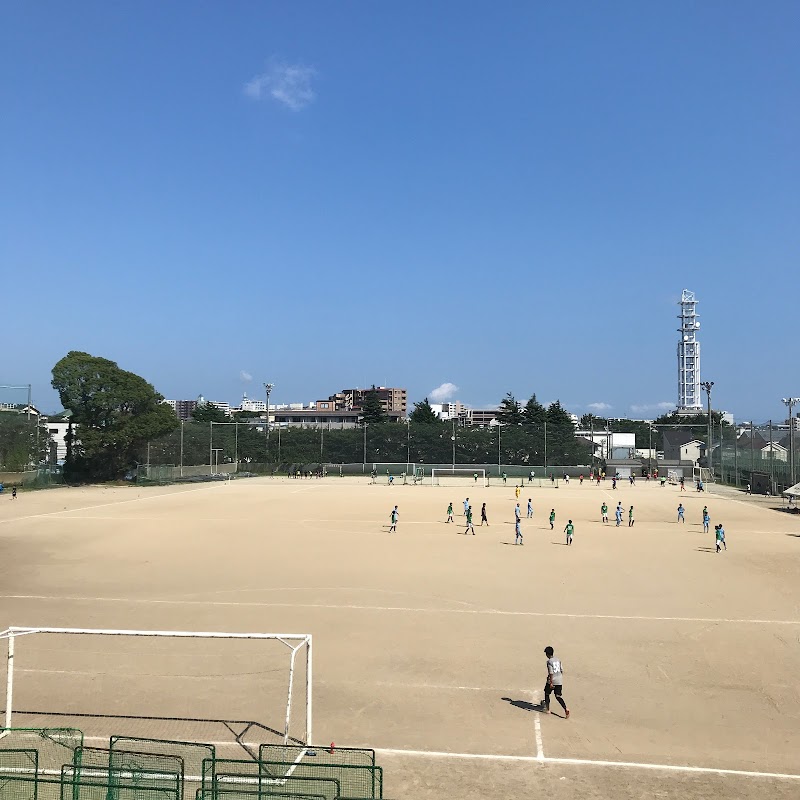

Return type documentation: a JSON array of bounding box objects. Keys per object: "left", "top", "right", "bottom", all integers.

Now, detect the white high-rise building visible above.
[{"left": 677, "top": 289, "right": 702, "bottom": 414}]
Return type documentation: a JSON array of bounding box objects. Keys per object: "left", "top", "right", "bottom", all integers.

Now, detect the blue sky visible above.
[{"left": 2, "top": 2, "right": 798, "bottom": 420}]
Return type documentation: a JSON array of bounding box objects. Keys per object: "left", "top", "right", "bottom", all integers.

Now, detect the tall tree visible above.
[
  {"left": 497, "top": 392, "right": 524, "bottom": 425},
  {"left": 192, "top": 403, "right": 229, "bottom": 423},
  {"left": 360, "top": 386, "right": 388, "bottom": 424},
  {"left": 409, "top": 398, "right": 440, "bottom": 424},
  {"left": 523, "top": 394, "right": 547, "bottom": 425},
  {"left": 51, "top": 351, "right": 178, "bottom": 481},
  {"left": 0, "top": 412, "right": 50, "bottom": 470}
]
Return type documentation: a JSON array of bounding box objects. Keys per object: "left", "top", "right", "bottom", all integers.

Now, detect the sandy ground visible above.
[{"left": 1, "top": 477, "right": 799, "bottom": 799}]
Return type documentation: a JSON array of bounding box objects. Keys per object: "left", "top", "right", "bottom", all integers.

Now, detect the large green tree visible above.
[
  {"left": 0, "top": 412, "right": 50, "bottom": 470},
  {"left": 497, "top": 392, "right": 524, "bottom": 425},
  {"left": 409, "top": 398, "right": 440, "bottom": 424},
  {"left": 361, "top": 386, "right": 388, "bottom": 424},
  {"left": 523, "top": 394, "right": 547, "bottom": 425},
  {"left": 51, "top": 351, "right": 178, "bottom": 481},
  {"left": 192, "top": 403, "right": 229, "bottom": 423}
]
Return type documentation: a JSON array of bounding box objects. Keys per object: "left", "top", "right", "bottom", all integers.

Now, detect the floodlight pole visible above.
[
  {"left": 701, "top": 381, "right": 714, "bottom": 477},
  {"left": 782, "top": 397, "right": 800, "bottom": 487},
  {"left": 451, "top": 420, "right": 456, "bottom": 470},
  {"left": 264, "top": 383, "right": 274, "bottom": 461}
]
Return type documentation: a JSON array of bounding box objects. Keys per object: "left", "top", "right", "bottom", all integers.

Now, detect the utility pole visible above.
[
  {"left": 701, "top": 381, "right": 714, "bottom": 477},
  {"left": 264, "top": 384, "right": 274, "bottom": 462},
  {"left": 782, "top": 397, "right": 800, "bottom": 487}
]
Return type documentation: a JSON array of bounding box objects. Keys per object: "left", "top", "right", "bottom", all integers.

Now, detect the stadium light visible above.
[
  {"left": 782, "top": 397, "right": 800, "bottom": 487},
  {"left": 264, "top": 383, "right": 274, "bottom": 433}
]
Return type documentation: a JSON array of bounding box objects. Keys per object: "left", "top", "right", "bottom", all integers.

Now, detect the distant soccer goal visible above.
[
  {"left": 0, "top": 627, "right": 312, "bottom": 746},
  {"left": 431, "top": 468, "right": 488, "bottom": 487}
]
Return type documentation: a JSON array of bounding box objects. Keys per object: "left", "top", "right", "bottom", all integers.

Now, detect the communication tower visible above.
[{"left": 677, "top": 289, "right": 702, "bottom": 414}]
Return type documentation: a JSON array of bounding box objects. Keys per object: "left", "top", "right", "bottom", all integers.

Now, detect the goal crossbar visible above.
[
  {"left": 0, "top": 626, "right": 313, "bottom": 745},
  {"left": 431, "top": 468, "right": 488, "bottom": 487}
]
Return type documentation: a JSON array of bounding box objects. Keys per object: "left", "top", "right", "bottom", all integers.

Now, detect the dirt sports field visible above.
[{"left": 1, "top": 476, "right": 799, "bottom": 799}]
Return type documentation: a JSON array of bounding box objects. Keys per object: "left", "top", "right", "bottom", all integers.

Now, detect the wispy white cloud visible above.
[
  {"left": 244, "top": 60, "right": 317, "bottom": 110},
  {"left": 429, "top": 382, "right": 459, "bottom": 403},
  {"left": 587, "top": 402, "right": 612, "bottom": 412},
  {"left": 240, "top": 370, "right": 253, "bottom": 382},
  {"left": 629, "top": 401, "right": 674, "bottom": 414}
]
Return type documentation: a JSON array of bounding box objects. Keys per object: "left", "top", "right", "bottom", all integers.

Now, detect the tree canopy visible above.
[
  {"left": 51, "top": 351, "right": 178, "bottom": 481},
  {"left": 0, "top": 412, "right": 50, "bottom": 471},
  {"left": 409, "top": 398, "right": 440, "bottom": 424},
  {"left": 361, "top": 386, "right": 388, "bottom": 424},
  {"left": 497, "top": 392, "right": 524, "bottom": 425},
  {"left": 192, "top": 403, "right": 229, "bottom": 423}
]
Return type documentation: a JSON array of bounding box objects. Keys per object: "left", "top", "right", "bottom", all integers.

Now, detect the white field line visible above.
[
  {"left": 376, "top": 749, "right": 800, "bottom": 780},
  {"left": 3, "top": 594, "right": 798, "bottom": 626},
  {"left": 60, "top": 737, "right": 800, "bottom": 782},
  {"left": 0, "top": 483, "right": 225, "bottom": 527},
  {"left": 534, "top": 714, "right": 544, "bottom": 761}
]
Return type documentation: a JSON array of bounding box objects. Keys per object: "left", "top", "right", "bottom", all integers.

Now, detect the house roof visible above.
[{"left": 662, "top": 430, "right": 703, "bottom": 449}]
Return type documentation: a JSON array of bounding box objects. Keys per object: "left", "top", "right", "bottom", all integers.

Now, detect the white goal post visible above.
[
  {"left": 431, "top": 468, "right": 488, "bottom": 487},
  {"left": 0, "top": 626, "right": 312, "bottom": 745}
]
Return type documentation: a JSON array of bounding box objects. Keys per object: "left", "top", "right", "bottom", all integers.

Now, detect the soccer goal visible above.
[
  {"left": 0, "top": 627, "right": 312, "bottom": 746},
  {"left": 431, "top": 468, "right": 488, "bottom": 487}
]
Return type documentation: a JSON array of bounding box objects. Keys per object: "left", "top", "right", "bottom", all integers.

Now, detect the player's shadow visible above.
[
  {"left": 501, "top": 697, "right": 545, "bottom": 713},
  {"left": 551, "top": 542, "right": 569, "bottom": 546},
  {"left": 696, "top": 546, "right": 717, "bottom": 553}
]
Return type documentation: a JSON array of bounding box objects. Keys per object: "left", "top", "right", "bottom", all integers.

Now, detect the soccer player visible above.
[
  {"left": 465, "top": 506, "right": 475, "bottom": 535},
  {"left": 515, "top": 485, "right": 521, "bottom": 500},
  {"left": 628, "top": 506, "right": 635, "bottom": 527},
  {"left": 515, "top": 503, "right": 521, "bottom": 522},
  {"left": 529, "top": 470, "right": 535, "bottom": 483},
  {"left": 680, "top": 476, "right": 686, "bottom": 491},
  {"left": 703, "top": 510, "right": 711, "bottom": 533},
  {"left": 677, "top": 503, "right": 685, "bottom": 523},
  {"left": 515, "top": 518, "right": 523, "bottom": 544},
  {"left": 481, "top": 502, "right": 489, "bottom": 526},
  {"left": 389, "top": 506, "right": 399, "bottom": 532},
  {"left": 549, "top": 508, "right": 556, "bottom": 530},
  {"left": 611, "top": 476, "right": 617, "bottom": 490},
  {"left": 527, "top": 498, "right": 533, "bottom": 518},
  {"left": 463, "top": 497, "right": 470, "bottom": 516},
  {"left": 11, "top": 486, "right": 17, "bottom": 500},
  {"left": 615, "top": 503, "right": 623, "bottom": 527},
  {"left": 446, "top": 502, "right": 454, "bottom": 523},
  {"left": 564, "top": 519, "right": 574, "bottom": 545},
  {"left": 601, "top": 502, "right": 608, "bottom": 523},
  {"left": 473, "top": 472, "right": 479, "bottom": 483},
  {"left": 543, "top": 646, "right": 569, "bottom": 718},
  {"left": 502, "top": 472, "right": 507, "bottom": 485},
  {"left": 715, "top": 523, "right": 726, "bottom": 552},
  {"left": 579, "top": 474, "right": 584, "bottom": 485}
]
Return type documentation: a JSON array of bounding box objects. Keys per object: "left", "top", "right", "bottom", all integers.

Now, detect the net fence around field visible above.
[{"left": 2, "top": 730, "right": 387, "bottom": 800}]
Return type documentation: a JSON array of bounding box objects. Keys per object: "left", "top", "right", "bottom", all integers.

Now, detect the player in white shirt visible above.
[{"left": 543, "top": 646, "right": 570, "bottom": 718}]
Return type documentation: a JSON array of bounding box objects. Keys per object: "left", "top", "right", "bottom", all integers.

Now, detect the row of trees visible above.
[
  {"left": 140, "top": 419, "right": 593, "bottom": 469},
  {"left": 29, "top": 351, "right": 730, "bottom": 482}
]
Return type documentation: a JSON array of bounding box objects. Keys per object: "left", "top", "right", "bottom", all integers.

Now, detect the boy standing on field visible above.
[
  {"left": 389, "top": 506, "right": 399, "bottom": 532},
  {"left": 527, "top": 498, "right": 533, "bottom": 518},
  {"left": 446, "top": 502, "right": 454, "bottom": 523},
  {"left": 481, "top": 502, "right": 489, "bottom": 526},
  {"left": 628, "top": 506, "right": 635, "bottom": 527},
  {"left": 601, "top": 502, "right": 608, "bottom": 522},
  {"left": 564, "top": 520, "right": 574, "bottom": 545},
  {"left": 465, "top": 506, "right": 475, "bottom": 535},
  {"left": 549, "top": 509, "right": 555, "bottom": 530},
  {"left": 543, "top": 646, "right": 569, "bottom": 718},
  {"left": 515, "top": 517, "right": 523, "bottom": 544},
  {"left": 677, "top": 503, "right": 685, "bottom": 523},
  {"left": 463, "top": 497, "right": 470, "bottom": 516}
]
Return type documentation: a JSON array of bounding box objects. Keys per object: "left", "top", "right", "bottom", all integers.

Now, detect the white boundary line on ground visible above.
[
  {"left": 3, "top": 594, "right": 798, "bottom": 626},
  {"left": 0, "top": 483, "right": 225, "bottom": 527},
  {"left": 43, "top": 736, "right": 800, "bottom": 782},
  {"left": 376, "top": 748, "right": 800, "bottom": 780}
]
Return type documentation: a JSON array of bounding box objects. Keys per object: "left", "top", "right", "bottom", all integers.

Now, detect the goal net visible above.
[
  {"left": 431, "top": 468, "right": 488, "bottom": 487},
  {"left": 0, "top": 627, "right": 312, "bottom": 751}
]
